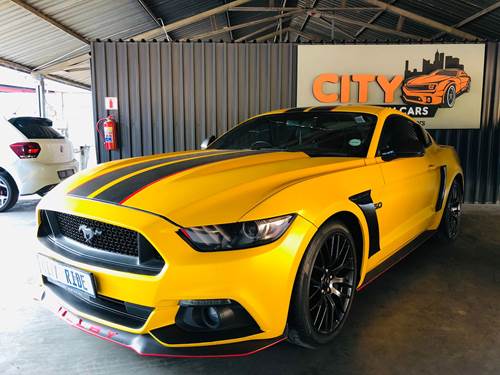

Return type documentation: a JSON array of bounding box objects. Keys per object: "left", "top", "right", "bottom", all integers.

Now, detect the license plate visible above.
[
  {"left": 38, "top": 255, "right": 96, "bottom": 297},
  {"left": 58, "top": 169, "right": 75, "bottom": 180}
]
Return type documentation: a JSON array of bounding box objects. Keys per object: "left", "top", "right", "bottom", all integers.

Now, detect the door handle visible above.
[{"left": 428, "top": 164, "right": 436, "bottom": 169}]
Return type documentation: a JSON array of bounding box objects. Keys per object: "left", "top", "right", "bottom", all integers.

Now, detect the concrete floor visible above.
[{"left": 0, "top": 198, "right": 499, "bottom": 375}]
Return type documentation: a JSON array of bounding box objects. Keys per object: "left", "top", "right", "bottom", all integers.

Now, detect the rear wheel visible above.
[
  {"left": 437, "top": 179, "right": 462, "bottom": 242},
  {"left": 0, "top": 172, "right": 19, "bottom": 212},
  {"left": 288, "top": 220, "right": 357, "bottom": 348}
]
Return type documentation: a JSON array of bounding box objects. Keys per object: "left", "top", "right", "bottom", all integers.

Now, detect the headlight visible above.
[
  {"left": 428, "top": 83, "right": 436, "bottom": 90},
  {"left": 179, "top": 214, "right": 296, "bottom": 251}
]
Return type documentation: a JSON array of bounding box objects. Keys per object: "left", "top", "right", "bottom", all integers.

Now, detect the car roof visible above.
[{"left": 261, "top": 105, "right": 389, "bottom": 116}]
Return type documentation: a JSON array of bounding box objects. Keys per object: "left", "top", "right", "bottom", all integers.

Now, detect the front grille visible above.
[
  {"left": 39, "top": 210, "right": 165, "bottom": 275},
  {"left": 54, "top": 212, "right": 139, "bottom": 257},
  {"left": 406, "top": 84, "right": 431, "bottom": 91}
]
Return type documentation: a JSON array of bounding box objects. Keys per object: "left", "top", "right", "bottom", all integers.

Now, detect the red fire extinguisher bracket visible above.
[{"left": 96, "top": 115, "right": 119, "bottom": 151}]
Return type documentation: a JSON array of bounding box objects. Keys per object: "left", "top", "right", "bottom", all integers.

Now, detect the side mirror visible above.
[
  {"left": 200, "top": 135, "right": 216, "bottom": 150},
  {"left": 380, "top": 147, "right": 398, "bottom": 161}
]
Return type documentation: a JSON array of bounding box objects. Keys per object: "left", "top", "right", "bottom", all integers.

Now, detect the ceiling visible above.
[{"left": 0, "top": 0, "right": 498, "bottom": 89}]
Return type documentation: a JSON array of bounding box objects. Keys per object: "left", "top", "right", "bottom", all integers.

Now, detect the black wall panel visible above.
[
  {"left": 91, "top": 42, "right": 296, "bottom": 161},
  {"left": 91, "top": 41, "right": 499, "bottom": 203}
]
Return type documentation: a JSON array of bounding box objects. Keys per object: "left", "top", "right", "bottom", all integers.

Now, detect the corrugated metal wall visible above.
[
  {"left": 91, "top": 42, "right": 296, "bottom": 161},
  {"left": 429, "top": 42, "right": 499, "bottom": 204},
  {"left": 91, "top": 41, "right": 499, "bottom": 203}
]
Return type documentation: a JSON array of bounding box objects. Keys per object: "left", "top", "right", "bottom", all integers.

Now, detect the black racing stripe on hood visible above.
[
  {"left": 69, "top": 151, "right": 227, "bottom": 198},
  {"left": 93, "top": 150, "right": 273, "bottom": 204}
]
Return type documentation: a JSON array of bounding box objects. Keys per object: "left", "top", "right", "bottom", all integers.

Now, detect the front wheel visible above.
[
  {"left": 288, "top": 220, "right": 358, "bottom": 348},
  {"left": 437, "top": 179, "right": 463, "bottom": 242},
  {"left": 441, "top": 85, "right": 456, "bottom": 108}
]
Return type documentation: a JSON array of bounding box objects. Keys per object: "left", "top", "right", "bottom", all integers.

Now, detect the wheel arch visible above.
[
  {"left": 0, "top": 166, "right": 17, "bottom": 187},
  {"left": 0, "top": 166, "right": 19, "bottom": 189},
  {"left": 454, "top": 172, "right": 464, "bottom": 198},
  {"left": 315, "top": 209, "right": 368, "bottom": 288}
]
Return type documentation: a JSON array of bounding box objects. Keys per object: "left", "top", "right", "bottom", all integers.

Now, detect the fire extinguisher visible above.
[{"left": 96, "top": 115, "right": 118, "bottom": 151}]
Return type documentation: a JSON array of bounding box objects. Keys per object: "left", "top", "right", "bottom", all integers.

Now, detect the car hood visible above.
[
  {"left": 64, "top": 150, "right": 365, "bottom": 226},
  {"left": 407, "top": 74, "right": 451, "bottom": 85}
]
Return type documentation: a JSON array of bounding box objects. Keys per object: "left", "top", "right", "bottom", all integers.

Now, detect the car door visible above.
[{"left": 374, "top": 115, "right": 440, "bottom": 260}]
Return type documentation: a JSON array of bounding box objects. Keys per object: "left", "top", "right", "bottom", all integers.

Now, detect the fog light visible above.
[{"left": 202, "top": 306, "right": 221, "bottom": 329}]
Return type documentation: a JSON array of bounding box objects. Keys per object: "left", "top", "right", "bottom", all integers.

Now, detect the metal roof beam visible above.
[
  {"left": 295, "top": 0, "right": 319, "bottom": 42},
  {"left": 255, "top": 27, "right": 292, "bottom": 42},
  {"left": 223, "top": 0, "right": 234, "bottom": 40},
  {"left": 432, "top": 2, "right": 500, "bottom": 39},
  {"left": 0, "top": 57, "right": 32, "bottom": 74},
  {"left": 363, "top": 0, "right": 479, "bottom": 40},
  {"left": 184, "top": 10, "right": 302, "bottom": 41},
  {"left": 355, "top": 0, "right": 397, "bottom": 38},
  {"left": 234, "top": 23, "right": 278, "bottom": 42},
  {"left": 35, "top": 54, "right": 90, "bottom": 74},
  {"left": 131, "top": 0, "right": 252, "bottom": 40},
  {"left": 322, "top": 12, "right": 427, "bottom": 40},
  {"left": 229, "top": 7, "right": 382, "bottom": 12},
  {"left": 273, "top": 0, "right": 287, "bottom": 43},
  {"left": 290, "top": 27, "right": 322, "bottom": 41},
  {"left": 0, "top": 56, "right": 90, "bottom": 90},
  {"left": 136, "top": 0, "right": 172, "bottom": 40},
  {"left": 8, "top": 0, "right": 89, "bottom": 45},
  {"left": 316, "top": 16, "right": 357, "bottom": 40}
]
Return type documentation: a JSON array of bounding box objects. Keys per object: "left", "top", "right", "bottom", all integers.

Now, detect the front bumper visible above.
[
  {"left": 36, "top": 195, "right": 317, "bottom": 352},
  {"left": 401, "top": 87, "right": 444, "bottom": 105},
  {"left": 41, "top": 285, "right": 286, "bottom": 357}
]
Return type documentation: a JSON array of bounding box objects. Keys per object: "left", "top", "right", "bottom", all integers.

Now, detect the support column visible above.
[{"left": 34, "top": 74, "right": 46, "bottom": 118}]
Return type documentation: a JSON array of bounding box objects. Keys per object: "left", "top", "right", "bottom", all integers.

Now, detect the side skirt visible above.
[{"left": 357, "top": 230, "right": 436, "bottom": 291}]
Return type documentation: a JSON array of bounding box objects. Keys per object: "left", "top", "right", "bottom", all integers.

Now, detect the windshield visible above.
[
  {"left": 209, "top": 112, "right": 378, "bottom": 157},
  {"left": 433, "top": 70, "right": 457, "bottom": 76}
]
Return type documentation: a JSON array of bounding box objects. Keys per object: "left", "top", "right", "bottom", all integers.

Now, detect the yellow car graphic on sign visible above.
[{"left": 36, "top": 105, "right": 463, "bottom": 357}]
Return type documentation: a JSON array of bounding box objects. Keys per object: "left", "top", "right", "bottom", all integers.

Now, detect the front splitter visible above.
[{"left": 40, "top": 287, "right": 286, "bottom": 358}]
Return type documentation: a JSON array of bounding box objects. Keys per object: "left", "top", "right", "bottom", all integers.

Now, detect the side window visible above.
[{"left": 378, "top": 115, "right": 425, "bottom": 157}]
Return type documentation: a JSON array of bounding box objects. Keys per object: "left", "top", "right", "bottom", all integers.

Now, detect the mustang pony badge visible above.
[{"left": 78, "top": 225, "right": 103, "bottom": 243}]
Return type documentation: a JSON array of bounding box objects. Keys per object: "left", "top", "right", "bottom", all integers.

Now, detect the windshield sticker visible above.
[{"left": 349, "top": 139, "right": 362, "bottom": 147}]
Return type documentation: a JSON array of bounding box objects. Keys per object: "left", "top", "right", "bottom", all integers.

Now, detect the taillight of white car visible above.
[{"left": 9, "top": 142, "right": 41, "bottom": 159}]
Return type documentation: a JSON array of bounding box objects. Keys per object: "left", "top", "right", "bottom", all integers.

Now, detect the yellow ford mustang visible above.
[{"left": 36, "top": 105, "right": 463, "bottom": 357}]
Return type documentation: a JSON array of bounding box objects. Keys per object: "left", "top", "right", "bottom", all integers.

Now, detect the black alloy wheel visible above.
[
  {"left": 438, "top": 179, "right": 462, "bottom": 242},
  {"left": 288, "top": 220, "right": 357, "bottom": 348}
]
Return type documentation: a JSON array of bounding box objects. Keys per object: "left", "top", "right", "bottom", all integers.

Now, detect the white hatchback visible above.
[{"left": 0, "top": 116, "right": 79, "bottom": 212}]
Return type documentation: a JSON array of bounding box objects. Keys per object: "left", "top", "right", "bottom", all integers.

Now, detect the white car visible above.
[{"left": 0, "top": 116, "right": 79, "bottom": 212}]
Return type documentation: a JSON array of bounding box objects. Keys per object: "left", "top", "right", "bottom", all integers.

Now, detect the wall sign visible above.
[
  {"left": 104, "top": 97, "right": 118, "bottom": 111},
  {"left": 297, "top": 44, "right": 485, "bottom": 129}
]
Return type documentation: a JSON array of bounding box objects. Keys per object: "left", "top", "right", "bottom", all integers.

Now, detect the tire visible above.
[
  {"left": 437, "top": 178, "right": 462, "bottom": 242},
  {"left": 0, "top": 171, "right": 19, "bottom": 212},
  {"left": 288, "top": 220, "right": 358, "bottom": 348},
  {"left": 441, "top": 85, "right": 456, "bottom": 108}
]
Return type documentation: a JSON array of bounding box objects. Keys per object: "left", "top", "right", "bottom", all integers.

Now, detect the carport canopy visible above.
[{"left": 0, "top": 0, "right": 499, "bottom": 90}]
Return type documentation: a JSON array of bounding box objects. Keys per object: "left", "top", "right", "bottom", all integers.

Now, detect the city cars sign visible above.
[{"left": 297, "top": 44, "right": 485, "bottom": 129}]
